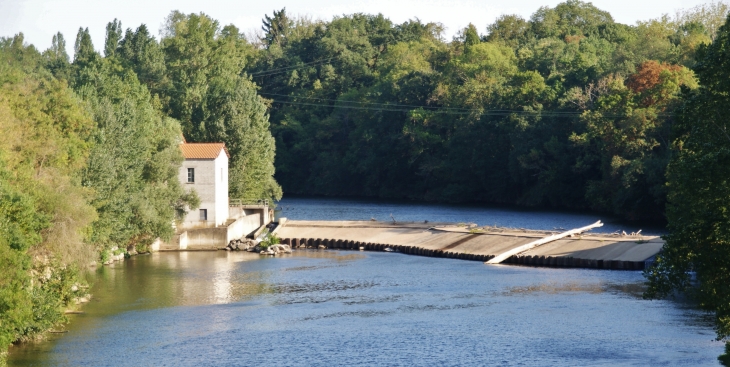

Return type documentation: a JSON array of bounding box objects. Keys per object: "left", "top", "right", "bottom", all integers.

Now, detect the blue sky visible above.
[{"left": 0, "top": 0, "right": 718, "bottom": 52}]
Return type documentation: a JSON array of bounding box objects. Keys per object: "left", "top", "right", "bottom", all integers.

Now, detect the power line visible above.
[
  {"left": 258, "top": 92, "right": 480, "bottom": 112},
  {"left": 260, "top": 93, "right": 601, "bottom": 115},
  {"left": 249, "top": 55, "right": 341, "bottom": 77},
  {"left": 137, "top": 73, "right": 672, "bottom": 118},
  {"left": 267, "top": 99, "right": 667, "bottom": 118},
  {"left": 143, "top": 82, "right": 671, "bottom": 118}
]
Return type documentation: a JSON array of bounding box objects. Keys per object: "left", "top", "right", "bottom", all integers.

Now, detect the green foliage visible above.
[
  {"left": 161, "top": 11, "right": 282, "bottom": 202},
  {"left": 2, "top": 1, "right": 729, "bottom": 362},
  {"left": 255, "top": 1, "right": 716, "bottom": 221},
  {"left": 644, "top": 13, "right": 730, "bottom": 341},
  {"left": 720, "top": 342, "right": 730, "bottom": 366},
  {"left": 104, "top": 19, "right": 122, "bottom": 57},
  {"left": 0, "top": 163, "right": 39, "bottom": 352},
  {"left": 0, "top": 40, "right": 96, "bottom": 361},
  {"left": 259, "top": 231, "right": 280, "bottom": 249},
  {"left": 73, "top": 49, "right": 198, "bottom": 248},
  {"left": 262, "top": 8, "right": 291, "bottom": 48}
]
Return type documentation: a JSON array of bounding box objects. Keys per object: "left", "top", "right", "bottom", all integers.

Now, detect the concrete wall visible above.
[
  {"left": 214, "top": 151, "right": 229, "bottom": 227},
  {"left": 164, "top": 212, "right": 263, "bottom": 250},
  {"left": 155, "top": 231, "right": 188, "bottom": 251},
  {"left": 179, "top": 150, "right": 229, "bottom": 229},
  {"left": 226, "top": 213, "right": 262, "bottom": 241},
  {"left": 185, "top": 227, "right": 229, "bottom": 249}
]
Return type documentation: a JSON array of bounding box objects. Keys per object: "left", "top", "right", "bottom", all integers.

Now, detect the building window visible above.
[
  {"left": 199, "top": 209, "right": 207, "bottom": 221},
  {"left": 187, "top": 168, "right": 194, "bottom": 183}
]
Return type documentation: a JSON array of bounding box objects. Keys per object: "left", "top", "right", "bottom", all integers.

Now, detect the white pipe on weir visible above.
[{"left": 485, "top": 220, "right": 604, "bottom": 264}]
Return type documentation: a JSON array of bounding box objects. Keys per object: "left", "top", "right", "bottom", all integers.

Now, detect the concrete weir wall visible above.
[
  {"left": 277, "top": 221, "right": 665, "bottom": 271},
  {"left": 159, "top": 211, "right": 264, "bottom": 250},
  {"left": 226, "top": 214, "right": 263, "bottom": 242}
]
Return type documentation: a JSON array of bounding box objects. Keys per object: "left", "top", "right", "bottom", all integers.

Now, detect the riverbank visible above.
[{"left": 277, "top": 220, "right": 663, "bottom": 270}]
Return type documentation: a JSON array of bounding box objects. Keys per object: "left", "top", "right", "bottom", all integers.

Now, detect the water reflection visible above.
[
  {"left": 8, "top": 251, "right": 723, "bottom": 367},
  {"left": 502, "top": 281, "right": 647, "bottom": 298},
  {"left": 276, "top": 196, "right": 666, "bottom": 235}
]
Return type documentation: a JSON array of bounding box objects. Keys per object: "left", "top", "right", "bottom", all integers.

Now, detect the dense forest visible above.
[
  {"left": 1, "top": 0, "right": 730, "bottom": 364},
  {"left": 254, "top": 1, "right": 728, "bottom": 222}
]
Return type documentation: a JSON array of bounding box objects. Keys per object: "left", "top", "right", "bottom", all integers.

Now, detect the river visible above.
[
  {"left": 274, "top": 196, "right": 665, "bottom": 235},
  {"left": 8, "top": 197, "right": 722, "bottom": 366}
]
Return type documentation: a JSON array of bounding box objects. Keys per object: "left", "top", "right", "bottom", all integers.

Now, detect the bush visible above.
[
  {"left": 720, "top": 343, "right": 730, "bottom": 366},
  {"left": 259, "top": 231, "right": 280, "bottom": 250}
]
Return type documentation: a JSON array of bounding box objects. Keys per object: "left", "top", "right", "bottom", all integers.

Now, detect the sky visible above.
[{"left": 0, "top": 0, "right": 718, "bottom": 53}]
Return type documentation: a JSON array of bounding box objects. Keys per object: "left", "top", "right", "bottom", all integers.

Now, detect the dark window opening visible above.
[
  {"left": 199, "top": 209, "right": 207, "bottom": 221},
  {"left": 187, "top": 168, "right": 194, "bottom": 183}
]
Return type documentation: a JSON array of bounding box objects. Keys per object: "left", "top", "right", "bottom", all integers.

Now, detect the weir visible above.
[{"left": 276, "top": 220, "right": 664, "bottom": 270}]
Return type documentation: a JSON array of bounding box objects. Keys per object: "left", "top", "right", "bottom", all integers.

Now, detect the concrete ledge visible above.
[
  {"left": 277, "top": 220, "right": 665, "bottom": 271},
  {"left": 280, "top": 236, "right": 653, "bottom": 270},
  {"left": 160, "top": 213, "right": 264, "bottom": 250}
]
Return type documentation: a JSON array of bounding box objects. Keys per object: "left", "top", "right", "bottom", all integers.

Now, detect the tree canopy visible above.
[
  {"left": 645, "top": 12, "right": 730, "bottom": 343},
  {"left": 250, "top": 2, "right": 718, "bottom": 220}
]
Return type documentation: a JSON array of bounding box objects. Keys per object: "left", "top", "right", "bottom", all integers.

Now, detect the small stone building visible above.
[{"left": 179, "top": 143, "right": 230, "bottom": 228}]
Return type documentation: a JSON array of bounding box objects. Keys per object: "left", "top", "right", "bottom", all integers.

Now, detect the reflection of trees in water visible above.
[
  {"left": 88, "top": 252, "right": 276, "bottom": 311},
  {"left": 88, "top": 250, "right": 367, "bottom": 312},
  {"left": 503, "top": 281, "right": 647, "bottom": 297}
]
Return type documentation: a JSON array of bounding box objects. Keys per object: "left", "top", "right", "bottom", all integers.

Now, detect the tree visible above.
[
  {"left": 261, "top": 8, "right": 291, "bottom": 48},
  {"left": 104, "top": 19, "right": 122, "bottom": 57},
  {"left": 117, "top": 24, "right": 168, "bottom": 94},
  {"left": 645, "top": 14, "right": 730, "bottom": 344},
  {"left": 529, "top": 0, "right": 614, "bottom": 39},
  {"left": 46, "top": 32, "right": 69, "bottom": 62},
  {"left": 73, "top": 55, "right": 198, "bottom": 250},
  {"left": 43, "top": 32, "right": 71, "bottom": 79},
  {"left": 486, "top": 15, "right": 528, "bottom": 47},
  {"left": 0, "top": 41, "right": 97, "bottom": 357},
  {"left": 463, "top": 23, "right": 480, "bottom": 48},
  {"left": 674, "top": 1, "right": 730, "bottom": 40},
  {"left": 73, "top": 27, "right": 95, "bottom": 64},
  {"left": 161, "top": 11, "right": 282, "bottom": 202}
]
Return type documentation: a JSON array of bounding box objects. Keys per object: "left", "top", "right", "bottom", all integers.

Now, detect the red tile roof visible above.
[{"left": 180, "top": 143, "right": 230, "bottom": 159}]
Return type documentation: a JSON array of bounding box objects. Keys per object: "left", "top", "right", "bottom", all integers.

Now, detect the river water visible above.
[
  {"left": 275, "top": 196, "right": 665, "bottom": 235},
  {"left": 8, "top": 198, "right": 723, "bottom": 366}
]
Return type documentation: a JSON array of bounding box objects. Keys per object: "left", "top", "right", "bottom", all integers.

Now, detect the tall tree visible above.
[
  {"left": 73, "top": 27, "right": 95, "bottom": 64},
  {"left": 463, "top": 23, "right": 481, "bottom": 47},
  {"left": 261, "top": 8, "right": 291, "bottom": 48},
  {"left": 47, "top": 32, "right": 69, "bottom": 62},
  {"left": 117, "top": 24, "right": 168, "bottom": 94},
  {"left": 162, "top": 11, "right": 282, "bottom": 201},
  {"left": 43, "top": 32, "right": 71, "bottom": 79},
  {"left": 104, "top": 19, "right": 122, "bottom": 57}
]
